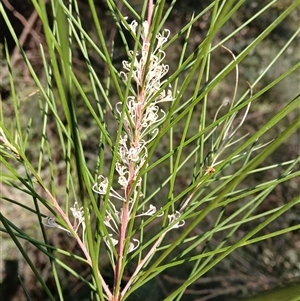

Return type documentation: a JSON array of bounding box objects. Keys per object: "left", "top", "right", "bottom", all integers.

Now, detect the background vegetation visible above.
[{"left": 0, "top": 0, "right": 299, "bottom": 300}]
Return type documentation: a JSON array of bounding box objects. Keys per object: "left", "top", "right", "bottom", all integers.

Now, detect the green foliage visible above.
[{"left": 0, "top": 0, "right": 299, "bottom": 300}]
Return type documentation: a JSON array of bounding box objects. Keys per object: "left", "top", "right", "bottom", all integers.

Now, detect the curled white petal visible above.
[
  {"left": 104, "top": 234, "right": 118, "bottom": 259},
  {"left": 135, "top": 204, "right": 163, "bottom": 217},
  {"left": 104, "top": 234, "right": 118, "bottom": 247},
  {"left": 42, "top": 216, "right": 58, "bottom": 228},
  {"left": 129, "top": 20, "right": 138, "bottom": 34},
  {"left": 168, "top": 211, "right": 185, "bottom": 229},
  {"left": 42, "top": 217, "right": 70, "bottom": 233},
  {"left": 128, "top": 238, "right": 140, "bottom": 253}
]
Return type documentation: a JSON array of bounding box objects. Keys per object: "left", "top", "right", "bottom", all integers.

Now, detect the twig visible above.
[
  {"left": 121, "top": 233, "right": 166, "bottom": 297},
  {"left": 39, "top": 183, "right": 113, "bottom": 299}
]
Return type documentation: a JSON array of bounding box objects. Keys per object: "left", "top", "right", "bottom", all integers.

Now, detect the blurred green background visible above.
[{"left": 0, "top": 1, "right": 299, "bottom": 300}]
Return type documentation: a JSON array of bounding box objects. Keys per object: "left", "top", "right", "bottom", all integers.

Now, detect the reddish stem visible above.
[{"left": 112, "top": 1, "right": 155, "bottom": 300}]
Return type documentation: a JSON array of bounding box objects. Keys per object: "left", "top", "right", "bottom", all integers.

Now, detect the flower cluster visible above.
[{"left": 92, "top": 20, "right": 184, "bottom": 256}]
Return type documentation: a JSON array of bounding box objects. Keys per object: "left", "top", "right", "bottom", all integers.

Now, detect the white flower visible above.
[
  {"left": 104, "top": 213, "right": 120, "bottom": 234},
  {"left": 42, "top": 216, "right": 70, "bottom": 233},
  {"left": 168, "top": 211, "right": 185, "bottom": 229},
  {"left": 70, "top": 206, "right": 84, "bottom": 221},
  {"left": 141, "top": 21, "right": 149, "bottom": 41},
  {"left": 70, "top": 206, "right": 86, "bottom": 240},
  {"left": 93, "top": 175, "right": 126, "bottom": 202},
  {"left": 135, "top": 204, "right": 163, "bottom": 217},
  {"left": 104, "top": 234, "right": 119, "bottom": 251},
  {"left": 92, "top": 176, "right": 109, "bottom": 194},
  {"left": 128, "top": 238, "right": 140, "bottom": 253},
  {"left": 129, "top": 20, "right": 138, "bottom": 35},
  {"left": 155, "top": 29, "right": 170, "bottom": 49},
  {"left": 116, "top": 162, "right": 130, "bottom": 189}
]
